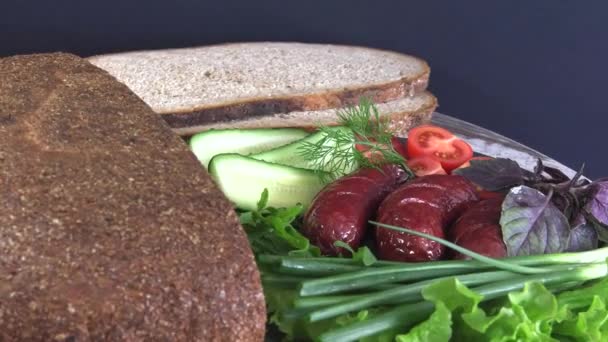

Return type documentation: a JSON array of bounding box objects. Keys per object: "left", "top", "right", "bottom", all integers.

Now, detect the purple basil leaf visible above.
[
  {"left": 584, "top": 179, "right": 608, "bottom": 226},
  {"left": 592, "top": 222, "right": 608, "bottom": 243},
  {"left": 541, "top": 165, "right": 571, "bottom": 183},
  {"left": 500, "top": 185, "right": 570, "bottom": 256},
  {"left": 565, "top": 215, "right": 598, "bottom": 252},
  {"left": 452, "top": 158, "right": 524, "bottom": 191},
  {"left": 586, "top": 212, "right": 608, "bottom": 243}
]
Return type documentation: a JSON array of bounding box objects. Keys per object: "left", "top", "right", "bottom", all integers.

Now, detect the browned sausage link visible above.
[
  {"left": 302, "top": 164, "right": 407, "bottom": 256},
  {"left": 375, "top": 175, "right": 479, "bottom": 262},
  {"left": 449, "top": 196, "right": 507, "bottom": 259}
]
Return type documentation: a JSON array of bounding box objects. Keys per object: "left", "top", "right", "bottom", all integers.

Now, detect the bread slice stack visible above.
[{"left": 89, "top": 42, "right": 437, "bottom": 136}]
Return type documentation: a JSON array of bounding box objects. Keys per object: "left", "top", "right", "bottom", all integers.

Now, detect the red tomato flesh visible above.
[
  {"left": 407, "top": 125, "right": 474, "bottom": 172},
  {"left": 406, "top": 156, "right": 447, "bottom": 176}
]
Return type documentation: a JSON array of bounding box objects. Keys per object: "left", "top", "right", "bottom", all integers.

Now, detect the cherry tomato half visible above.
[
  {"left": 407, "top": 125, "right": 474, "bottom": 172},
  {"left": 406, "top": 156, "right": 447, "bottom": 176}
]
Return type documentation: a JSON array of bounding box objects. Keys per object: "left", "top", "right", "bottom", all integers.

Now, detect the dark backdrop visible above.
[{"left": 2, "top": 1, "right": 607, "bottom": 178}]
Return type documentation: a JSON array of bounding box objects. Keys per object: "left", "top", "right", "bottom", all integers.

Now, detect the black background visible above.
[{"left": 2, "top": 1, "right": 607, "bottom": 178}]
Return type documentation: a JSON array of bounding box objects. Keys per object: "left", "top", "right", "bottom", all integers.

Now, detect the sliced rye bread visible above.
[
  {"left": 0, "top": 53, "right": 265, "bottom": 341},
  {"left": 171, "top": 91, "right": 437, "bottom": 136},
  {"left": 88, "top": 42, "right": 432, "bottom": 134}
]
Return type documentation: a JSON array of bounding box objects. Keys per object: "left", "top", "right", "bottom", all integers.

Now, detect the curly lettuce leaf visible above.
[
  {"left": 423, "top": 277, "right": 483, "bottom": 313},
  {"left": 557, "top": 277, "right": 608, "bottom": 310},
  {"left": 395, "top": 302, "right": 451, "bottom": 342},
  {"left": 394, "top": 278, "right": 482, "bottom": 342},
  {"left": 554, "top": 296, "right": 608, "bottom": 341},
  {"left": 395, "top": 278, "right": 608, "bottom": 342},
  {"left": 461, "top": 282, "right": 566, "bottom": 342},
  {"left": 460, "top": 279, "right": 608, "bottom": 342}
]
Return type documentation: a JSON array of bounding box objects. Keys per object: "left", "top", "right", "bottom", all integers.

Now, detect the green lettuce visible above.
[
  {"left": 395, "top": 278, "right": 481, "bottom": 342},
  {"left": 239, "top": 188, "right": 320, "bottom": 257},
  {"left": 554, "top": 278, "right": 608, "bottom": 341},
  {"left": 394, "top": 277, "right": 608, "bottom": 342},
  {"left": 395, "top": 302, "right": 451, "bottom": 342},
  {"left": 460, "top": 282, "right": 566, "bottom": 342},
  {"left": 267, "top": 290, "right": 396, "bottom": 342},
  {"left": 333, "top": 240, "right": 378, "bottom": 266}
]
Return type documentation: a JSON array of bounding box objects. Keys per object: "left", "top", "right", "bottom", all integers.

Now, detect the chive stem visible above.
[
  {"left": 308, "top": 264, "right": 581, "bottom": 322},
  {"left": 371, "top": 221, "right": 552, "bottom": 274}
]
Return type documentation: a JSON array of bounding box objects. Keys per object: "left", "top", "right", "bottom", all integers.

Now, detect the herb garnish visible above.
[
  {"left": 452, "top": 157, "right": 524, "bottom": 191},
  {"left": 500, "top": 186, "right": 570, "bottom": 256},
  {"left": 297, "top": 98, "right": 413, "bottom": 180},
  {"left": 454, "top": 157, "right": 608, "bottom": 254},
  {"left": 239, "top": 188, "right": 320, "bottom": 257}
]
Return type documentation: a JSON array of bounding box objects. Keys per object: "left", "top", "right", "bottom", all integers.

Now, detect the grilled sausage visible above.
[
  {"left": 375, "top": 175, "right": 479, "bottom": 262},
  {"left": 302, "top": 164, "right": 407, "bottom": 255},
  {"left": 449, "top": 196, "right": 507, "bottom": 259}
]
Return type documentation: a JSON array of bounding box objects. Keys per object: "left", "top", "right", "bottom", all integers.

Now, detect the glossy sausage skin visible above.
[
  {"left": 449, "top": 196, "right": 507, "bottom": 259},
  {"left": 302, "top": 164, "right": 407, "bottom": 255},
  {"left": 375, "top": 175, "right": 479, "bottom": 262}
]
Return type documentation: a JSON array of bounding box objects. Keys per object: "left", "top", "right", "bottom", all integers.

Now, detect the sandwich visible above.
[{"left": 88, "top": 42, "right": 437, "bottom": 136}]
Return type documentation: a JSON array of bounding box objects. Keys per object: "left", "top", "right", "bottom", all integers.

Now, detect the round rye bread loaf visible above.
[{"left": 0, "top": 53, "right": 265, "bottom": 341}]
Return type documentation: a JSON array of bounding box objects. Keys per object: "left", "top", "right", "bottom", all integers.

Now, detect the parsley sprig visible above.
[{"left": 239, "top": 188, "right": 321, "bottom": 257}]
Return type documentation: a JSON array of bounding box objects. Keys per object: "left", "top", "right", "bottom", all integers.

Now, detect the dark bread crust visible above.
[
  {"left": 0, "top": 53, "right": 265, "bottom": 341},
  {"left": 387, "top": 93, "right": 438, "bottom": 137},
  {"left": 161, "top": 68, "right": 429, "bottom": 132},
  {"left": 172, "top": 93, "right": 436, "bottom": 137}
]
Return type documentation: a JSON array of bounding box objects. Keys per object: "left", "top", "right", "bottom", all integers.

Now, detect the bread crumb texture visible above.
[
  {"left": 89, "top": 42, "right": 429, "bottom": 113},
  {"left": 0, "top": 53, "right": 265, "bottom": 341}
]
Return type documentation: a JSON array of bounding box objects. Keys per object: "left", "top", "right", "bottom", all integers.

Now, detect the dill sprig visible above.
[
  {"left": 297, "top": 125, "right": 358, "bottom": 182},
  {"left": 297, "top": 98, "right": 414, "bottom": 181}
]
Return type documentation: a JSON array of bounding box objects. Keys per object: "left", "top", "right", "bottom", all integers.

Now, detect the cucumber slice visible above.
[
  {"left": 208, "top": 153, "right": 326, "bottom": 211},
  {"left": 189, "top": 128, "right": 308, "bottom": 168},
  {"left": 251, "top": 127, "right": 358, "bottom": 175}
]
